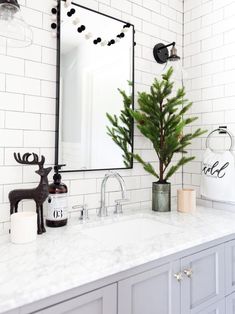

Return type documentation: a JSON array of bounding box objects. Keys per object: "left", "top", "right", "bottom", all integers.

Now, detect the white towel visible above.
[{"left": 200, "top": 148, "right": 235, "bottom": 203}]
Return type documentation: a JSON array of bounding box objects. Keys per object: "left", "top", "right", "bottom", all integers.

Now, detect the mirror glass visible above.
[{"left": 56, "top": 1, "right": 134, "bottom": 172}]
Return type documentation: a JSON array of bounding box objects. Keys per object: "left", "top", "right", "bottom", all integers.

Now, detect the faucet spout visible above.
[{"left": 98, "top": 172, "right": 127, "bottom": 217}]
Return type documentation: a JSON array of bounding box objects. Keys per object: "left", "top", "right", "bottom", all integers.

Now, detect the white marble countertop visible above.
[{"left": 1, "top": 206, "right": 235, "bottom": 313}]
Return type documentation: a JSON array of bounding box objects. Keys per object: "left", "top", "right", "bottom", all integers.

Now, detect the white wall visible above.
[
  {"left": 0, "top": 0, "right": 183, "bottom": 234},
  {"left": 183, "top": 0, "right": 235, "bottom": 210}
]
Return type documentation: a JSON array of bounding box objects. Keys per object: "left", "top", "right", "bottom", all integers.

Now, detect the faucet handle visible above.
[
  {"left": 72, "top": 204, "right": 89, "bottom": 220},
  {"left": 114, "top": 198, "right": 129, "bottom": 214}
]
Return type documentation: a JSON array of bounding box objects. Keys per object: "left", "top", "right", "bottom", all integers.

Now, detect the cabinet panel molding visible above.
[
  {"left": 225, "top": 239, "right": 235, "bottom": 295},
  {"left": 118, "top": 261, "right": 180, "bottom": 314},
  {"left": 226, "top": 291, "right": 235, "bottom": 314},
  {"left": 34, "top": 284, "right": 117, "bottom": 314},
  {"left": 181, "top": 245, "right": 225, "bottom": 314},
  {"left": 195, "top": 300, "right": 225, "bottom": 314}
]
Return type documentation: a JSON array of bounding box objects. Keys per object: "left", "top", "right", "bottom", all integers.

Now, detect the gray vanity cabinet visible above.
[
  {"left": 181, "top": 244, "right": 225, "bottom": 314},
  {"left": 118, "top": 245, "right": 225, "bottom": 314},
  {"left": 118, "top": 261, "right": 181, "bottom": 314},
  {"left": 34, "top": 284, "right": 117, "bottom": 314}
]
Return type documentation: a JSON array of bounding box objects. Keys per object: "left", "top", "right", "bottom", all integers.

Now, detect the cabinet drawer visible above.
[
  {"left": 181, "top": 245, "right": 225, "bottom": 314},
  {"left": 118, "top": 261, "right": 180, "bottom": 314},
  {"left": 34, "top": 284, "right": 117, "bottom": 314}
]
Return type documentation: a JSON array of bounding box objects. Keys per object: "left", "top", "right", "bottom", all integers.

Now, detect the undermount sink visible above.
[{"left": 82, "top": 216, "right": 180, "bottom": 246}]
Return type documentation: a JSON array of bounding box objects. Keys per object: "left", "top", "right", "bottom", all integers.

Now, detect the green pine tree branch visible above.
[{"left": 106, "top": 86, "right": 133, "bottom": 167}]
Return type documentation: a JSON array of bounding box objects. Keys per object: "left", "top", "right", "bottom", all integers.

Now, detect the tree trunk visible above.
[{"left": 159, "top": 160, "right": 164, "bottom": 182}]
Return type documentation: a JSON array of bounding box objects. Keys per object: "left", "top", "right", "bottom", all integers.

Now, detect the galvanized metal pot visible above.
[{"left": 152, "top": 182, "right": 171, "bottom": 212}]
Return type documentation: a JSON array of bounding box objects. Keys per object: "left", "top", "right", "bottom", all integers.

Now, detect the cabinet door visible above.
[
  {"left": 196, "top": 300, "right": 225, "bottom": 314},
  {"left": 181, "top": 245, "right": 225, "bottom": 314},
  {"left": 225, "top": 239, "right": 235, "bottom": 295},
  {"left": 35, "top": 284, "right": 117, "bottom": 314},
  {"left": 226, "top": 291, "right": 235, "bottom": 314},
  {"left": 118, "top": 261, "right": 180, "bottom": 314}
]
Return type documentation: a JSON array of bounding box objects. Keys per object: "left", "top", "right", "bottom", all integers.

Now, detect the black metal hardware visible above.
[
  {"left": 153, "top": 41, "right": 180, "bottom": 64},
  {"left": 54, "top": 0, "right": 135, "bottom": 173},
  {"left": 219, "top": 126, "right": 227, "bottom": 134}
]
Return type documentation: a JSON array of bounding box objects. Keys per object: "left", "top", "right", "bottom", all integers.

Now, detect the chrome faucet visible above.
[{"left": 98, "top": 172, "right": 127, "bottom": 217}]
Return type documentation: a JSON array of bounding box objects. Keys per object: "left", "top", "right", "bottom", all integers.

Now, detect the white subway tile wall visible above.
[
  {"left": 0, "top": 0, "right": 183, "bottom": 233},
  {"left": 183, "top": 0, "right": 235, "bottom": 209}
]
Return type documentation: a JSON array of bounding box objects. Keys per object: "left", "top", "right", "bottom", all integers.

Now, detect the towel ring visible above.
[{"left": 206, "top": 128, "right": 233, "bottom": 151}]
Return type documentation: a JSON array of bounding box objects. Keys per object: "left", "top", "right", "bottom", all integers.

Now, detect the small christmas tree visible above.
[{"left": 130, "top": 67, "right": 206, "bottom": 183}]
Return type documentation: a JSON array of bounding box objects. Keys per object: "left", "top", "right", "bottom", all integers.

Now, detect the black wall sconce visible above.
[{"left": 153, "top": 42, "right": 180, "bottom": 64}]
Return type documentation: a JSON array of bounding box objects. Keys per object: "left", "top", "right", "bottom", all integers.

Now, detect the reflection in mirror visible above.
[{"left": 56, "top": 1, "right": 134, "bottom": 172}]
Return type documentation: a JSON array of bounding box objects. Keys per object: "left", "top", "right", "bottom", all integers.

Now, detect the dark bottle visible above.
[{"left": 46, "top": 164, "right": 68, "bottom": 228}]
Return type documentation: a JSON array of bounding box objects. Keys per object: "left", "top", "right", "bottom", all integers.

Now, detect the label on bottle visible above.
[{"left": 46, "top": 193, "right": 68, "bottom": 221}]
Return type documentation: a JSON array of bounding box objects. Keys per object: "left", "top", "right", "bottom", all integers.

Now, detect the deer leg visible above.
[
  {"left": 40, "top": 205, "right": 46, "bottom": 233},
  {"left": 15, "top": 201, "right": 20, "bottom": 213},
  {"left": 10, "top": 203, "right": 15, "bottom": 215},
  {"left": 36, "top": 204, "right": 42, "bottom": 235}
]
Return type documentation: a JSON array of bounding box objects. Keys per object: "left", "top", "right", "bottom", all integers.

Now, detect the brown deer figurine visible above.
[{"left": 9, "top": 153, "right": 52, "bottom": 234}]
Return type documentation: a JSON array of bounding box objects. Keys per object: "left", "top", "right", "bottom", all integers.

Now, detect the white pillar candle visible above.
[
  {"left": 11, "top": 212, "right": 37, "bottom": 244},
  {"left": 177, "top": 189, "right": 196, "bottom": 213}
]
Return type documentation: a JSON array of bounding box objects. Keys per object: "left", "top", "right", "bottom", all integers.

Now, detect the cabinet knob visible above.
[
  {"left": 174, "top": 272, "right": 183, "bottom": 282},
  {"left": 184, "top": 268, "right": 193, "bottom": 278}
]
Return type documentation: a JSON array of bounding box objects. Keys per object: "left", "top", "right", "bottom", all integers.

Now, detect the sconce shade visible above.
[
  {"left": 0, "top": 0, "right": 32, "bottom": 47},
  {"left": 168, "top": 46, "right": 180, "bottom": 62}
]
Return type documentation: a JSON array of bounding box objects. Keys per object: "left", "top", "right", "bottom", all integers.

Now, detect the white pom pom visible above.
[
  {"left": 85, "top": 32, "right": 93, "bottom": 39},
  {"left": 52, "top": 0, "right": 58, "bottom": 6},
  {"left": 51, "top": 15, "right": 57, "bottom": 21},
  {"left": 64, "top": 0, "right": 72, "bottom": 8},
  {"left": 73, "top": 17, "right": 80, "bottom": 25},
  {"left": 51, "top": 32, "right": 57, "bottom": 38},
  {"left": 123, "top": 28, "right": 128, "bottom": 33},
  {"left": 115, "top": 37, "right": 120, "bottom": 42},
  {"left": 101, "top": 40, "right": 107, "bottom": 46}
]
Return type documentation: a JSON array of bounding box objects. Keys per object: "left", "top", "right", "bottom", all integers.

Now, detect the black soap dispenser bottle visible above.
[{"left": 46, "top": 164, "right": 68, "bottom": 228}]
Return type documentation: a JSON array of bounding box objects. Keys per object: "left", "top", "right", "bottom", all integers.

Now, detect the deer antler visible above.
[
  {"left": 38, "top": 155, "right": 45, "bottom": 168},
  {"left": 14, "top": 153, "right": 45, "bottom": 167}
]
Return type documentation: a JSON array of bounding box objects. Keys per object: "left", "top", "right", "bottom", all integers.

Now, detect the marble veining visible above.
[{"left": 1, "top": 206, "right": 235, "bottom": 313}]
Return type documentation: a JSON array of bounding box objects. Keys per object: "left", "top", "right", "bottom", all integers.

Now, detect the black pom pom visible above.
[
  {"left": 123, "top": 23, "right": 131, "bottom": 28},
  {"left": 134, "top": 42, "right": 136, "bottom": 46},
  {"left": 70, "top": 8, "right": 76, "bottom": 14},
  {"left": 97, "top": 37, "right": 101, "bottom": 43},
  {"left": 81, "top": 25, "right": 86, "bottom": 31},
  {"left": 107, "top": 42, "right": 112, "bottom": 46},
  {"left": 51, "top": 23, "right": 57, "bottom": 29},
  {"left": 51, "top": 8, "right": 57, "bottom": 14},
  {"left": 117, "top": 34, "right": 121, "bottom": 38},
  {"left": 93, "top": 40, "right": 98, "bottom": 44},
  {"left": 67, "top": 11, "right": 72, "bottom": 17},
  {"left": 77, "top": 27, "right": 82, "bottom": 33},
  {"left": 120, "top": 32, "right": 125, "bottom": 38},
  {"left": 110, "top": 39, "right": 115, "bottom": 44}
]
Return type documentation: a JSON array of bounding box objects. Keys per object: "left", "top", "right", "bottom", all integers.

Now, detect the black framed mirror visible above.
[{"left": 55, "top": 0, "right": 135, "bottom": 172}]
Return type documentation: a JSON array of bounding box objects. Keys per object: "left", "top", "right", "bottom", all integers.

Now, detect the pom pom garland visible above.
[{"left": 51, "top": 2, "right": 132, "bottom": 46}]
